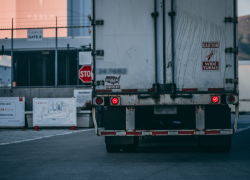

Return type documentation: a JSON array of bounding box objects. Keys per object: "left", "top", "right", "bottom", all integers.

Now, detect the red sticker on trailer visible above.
[{"left": 203, "top": 61, "right": 219, "bottom": 71}]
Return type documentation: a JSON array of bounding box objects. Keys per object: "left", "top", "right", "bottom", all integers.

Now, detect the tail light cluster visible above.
[
  {"left": 110, "top": 97, "right": 121, "bottom": 106},
  {"left": 226, "top": 95, "right": 236, "bottom": 104},
  {"left": 95, "top": 97, "right": 104, "bottom": 106},
  {"left": 212, "top": 96, "right": 219, "bottom": 103},
  {"left": 96, "top": 97, "right": 103, "bottom": 105},
  {"left": 211, "top": 95, "right": 221, "bottom": 104},
  {"left": 211, "top": 95, "right": 237, "bottom": 104},
  {"left": 111, "top": 97, "right": 119, "bottom": 105},
  {"left": 93, "top": 97, "right": 121, "bottom": 106}
]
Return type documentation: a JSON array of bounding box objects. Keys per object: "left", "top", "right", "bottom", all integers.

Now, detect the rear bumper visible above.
[
  {"left": 99, "top": 129, "right": 234, "bottom": 136},
  {"left": 93, "top": 94, "right": 238, "bottom": 106}
]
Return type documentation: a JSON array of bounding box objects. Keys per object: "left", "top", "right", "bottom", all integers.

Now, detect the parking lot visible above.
[{"left": 0, "top": 114, "right": 250, "bottom": 180}]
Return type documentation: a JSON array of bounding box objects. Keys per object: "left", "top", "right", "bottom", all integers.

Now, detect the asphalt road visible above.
[{"left": 0, "top": 115, "right": 250, "bottom": 180}]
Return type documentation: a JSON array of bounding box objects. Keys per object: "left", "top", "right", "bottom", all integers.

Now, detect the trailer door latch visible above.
[
  {"left": 224, "top": 17, "right": 238, "bottom": 23},
  {"left": 151, "top": 12, "right": 159, "bottom": 18},
  {"left": 91, "top": 50, "right": 104, "bottom": 56},
  {"left": 91, "top": 20, "right": 104, "bottom": 26},
  {"left": 225, "top": 47, "right": 238, "bottom": 54},
  {"left": 168, "top": 11, "right": 176, "bottom": 17},
  {"left": 93, "top": 80, "right": 105, "bottom": 86},
  {"left": 225, "top": 79, "right": 238, "bottom": 84}
]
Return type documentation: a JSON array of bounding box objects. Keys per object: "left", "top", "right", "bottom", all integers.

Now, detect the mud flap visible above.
[
  {"left": 92, "top": 107, "right": 99, "bottom": 135},
  {"left": 199, "top": 135, "right": 231, "bottom": 147},
  {"left": 234, "top": 104, "right": 239, "bottom": 133}
]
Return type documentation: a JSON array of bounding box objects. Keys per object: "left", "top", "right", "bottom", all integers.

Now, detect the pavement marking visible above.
[
  {"left": 0, "top": 129, "right": 94, "bottom": 146},
  {"left": 237, "top": 126, "right": 250, "bottom": 133}
]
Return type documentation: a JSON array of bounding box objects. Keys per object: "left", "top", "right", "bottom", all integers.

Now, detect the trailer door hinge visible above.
[
  {"left": 91, "top": 50, "right": 104, "bottom": 56},
  {"left": 225, "top": 79, "right": 238, "bottom": 84},
  {"left": 93, "top": 80, "right": 105, "bottom": 86},
  {"left": 151, "top": 12, "right": 159, "bottom": 18},
  {"left": 91, "top": 20, "right": 104, "bottom": 26},
  {"left": 225, "top": 47, "right": 238, "bottom": 54},
  {"left": 168, "top": 11, "right": 176, "bottom": 17},
  {"left": 224, "top": 17, "right": 238, "bottom": 23}
]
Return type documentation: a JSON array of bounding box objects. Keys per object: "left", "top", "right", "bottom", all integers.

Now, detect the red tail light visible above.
[
  {"left": 111, "top": 97, "right": 119, "bottom": 105},
  {"left": 212, "top": 96, "right": 219, "bottom": 103},
  {"left": 227, "top": 96, "right": 235, "bottom": 104},
  {"left": 96, "top": 97, "right": 103, "bottom": 105}
]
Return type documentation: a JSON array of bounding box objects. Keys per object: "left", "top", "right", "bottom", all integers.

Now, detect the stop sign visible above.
[{"left": 79, "top": 66, "right": 92, "bottom": 83}]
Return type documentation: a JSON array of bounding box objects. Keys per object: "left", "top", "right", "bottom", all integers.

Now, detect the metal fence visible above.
[{"left": 0, "top": 22, "right": 91, "bottom": 89}]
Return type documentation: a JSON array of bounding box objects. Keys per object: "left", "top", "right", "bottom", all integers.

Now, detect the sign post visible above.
[{"left": 79, "top": 66, "right": 92, "bottom": 83}]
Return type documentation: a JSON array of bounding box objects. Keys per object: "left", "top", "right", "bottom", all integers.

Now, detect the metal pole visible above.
[
  {"left": 28, "top": 57, "right": 30, "bottom": 86},
  {"left": 66, "top": 44, "right": 69, "bottom": 85},
  {"left": 171, "top": 0, "right": 175, "bottom": 95},
  {"left": 93, "top": 0, "right": 96, "bottom": 93},
  {"left": 11, "top": 18, "right": 14, "bottom": 88},
  {"left": 43, "top": 57, "right": 46, "bottom": 86},
  {"left": 71, "top": 0, "right": 73, "bottom": 36},
  {"left": 153, "top": 0, "right": 158, "bottom": 94},
  {"left": 163, "top": 0, "right": 166, "bottom": 92},
  {"left": 55, "top": 17, "right": 58, "bottom": 87},
  {"left": 234, "top": 0, "right": 237, "bottom": 93},
  {"left": 77, "top": 49, "right": 79, "bottom": 86}
]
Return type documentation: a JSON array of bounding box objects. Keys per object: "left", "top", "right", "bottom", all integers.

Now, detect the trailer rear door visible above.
[
  {"left": 172, "top": 0, "right": 237, "bottom": 92},
  {"left": 93, "top": 0, "right": 156, "bottom": 92}
]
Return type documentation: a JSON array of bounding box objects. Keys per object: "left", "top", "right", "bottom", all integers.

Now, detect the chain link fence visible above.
[{"left": 0, "top": 24, "right": 91, "bottom": 89}]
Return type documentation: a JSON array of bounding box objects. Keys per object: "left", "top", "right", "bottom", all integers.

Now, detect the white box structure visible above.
[
  {"left": 0, "top": 97, "right": 25, "bottom": 127},
  {"left": 33, "top": 98, "right": 76, "bottom": 126}
]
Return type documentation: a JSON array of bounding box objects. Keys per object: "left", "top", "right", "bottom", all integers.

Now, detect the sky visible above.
[{"left": 239, "top": 0, "right": 250, "bottom": 17}]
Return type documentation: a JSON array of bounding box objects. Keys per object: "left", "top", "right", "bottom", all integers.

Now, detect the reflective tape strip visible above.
[
  {"left": 152, "top": 132, "right": 168, "bottom": 135},
  {"left": 99, "top": 129, "right": 233, "bottom": 136},
  {"left": 182, "top": 88, "right": 198, "bottom": 92},
  {"left": 101, "top": 132, "right": 116, "bottom": 136},
  {"left": 178, "top": 131, "right": 195, "bottom": 135},
  {"left": 122, "top": 89, "right": 138, "bottom": 92},
  {"left": 205, "top": 131, "right": 220, "bottom": 135},
  {"left": 126, "top": 132, "right": 142, "bottom": 136},
  {"left": 208, "top": 88, "right": 224, "bottom": 91},
  {"left": 168, "top": 131, "right": 178, "bottom": 135},
  {"left": 181, "top": 88, "right": 225, "bottom": 92},
  {"left": 96, "top": 90, "right": 112, "bottom": 93},
  {"left": 116, "top": 132, "right": 126, "bottom": 136}
]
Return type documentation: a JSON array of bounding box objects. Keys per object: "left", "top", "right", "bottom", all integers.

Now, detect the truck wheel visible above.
[{"left": 106, "top": 144, "right": 121, "bottom": 153}]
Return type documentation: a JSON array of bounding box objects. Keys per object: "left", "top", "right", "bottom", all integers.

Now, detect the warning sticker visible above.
[
  {"left": 203, "top": 61, "right": 219, "bottom": 71},
  {"left": 202, "top": 42, "right": 220, "bottom": 48},
  {"left": 202, "top": 42, "right": 220, "bottom": 71}
]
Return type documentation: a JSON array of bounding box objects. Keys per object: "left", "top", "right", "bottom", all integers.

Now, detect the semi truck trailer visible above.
[{"left": 90, "top": 0, "right": 239, "bottom": 152}]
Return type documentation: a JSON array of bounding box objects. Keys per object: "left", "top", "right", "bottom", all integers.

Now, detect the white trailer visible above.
[{"left": 91, "top": 0, "right": 239, "bottom": 152}]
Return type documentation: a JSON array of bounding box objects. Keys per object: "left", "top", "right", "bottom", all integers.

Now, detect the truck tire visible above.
[
  {"left": 106, "top": 144, "right": 121, "bottom": 153},
  {"left": 199, "top": 135, "right": 231, "bottom": 152}
]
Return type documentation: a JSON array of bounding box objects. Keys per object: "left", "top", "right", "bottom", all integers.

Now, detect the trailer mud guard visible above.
[
  {"left": 234, "top": 104, "right": 239, "bottom": 133},
  {"left": 92, "top": 107, "right": 99, "bottom": 136}
]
